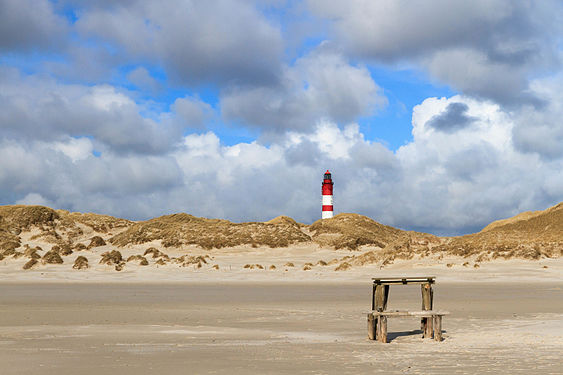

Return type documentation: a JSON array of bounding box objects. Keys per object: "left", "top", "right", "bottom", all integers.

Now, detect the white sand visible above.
[{"left": 0, "top": 281, "right": 561, "bottom": 374}]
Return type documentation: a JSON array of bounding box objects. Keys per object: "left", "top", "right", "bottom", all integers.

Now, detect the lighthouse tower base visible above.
[{"left": 322, "top": 211, "right": 334, "bottom": 219}]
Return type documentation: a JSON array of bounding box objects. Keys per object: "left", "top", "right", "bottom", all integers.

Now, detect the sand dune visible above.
[{"left": 0, "top": 203, "right": 561, "bottom": 279}]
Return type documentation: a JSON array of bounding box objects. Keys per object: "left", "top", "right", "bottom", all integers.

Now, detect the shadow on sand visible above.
[{"left": 386, "top": 329, "right": 447, "bottom": 342}]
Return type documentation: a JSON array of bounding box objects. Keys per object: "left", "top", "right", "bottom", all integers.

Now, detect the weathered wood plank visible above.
[
  {"left": 367, "top": 313, "right": 376, "bottom": 340},
  {"left": 372, "top": 283, "right": 390, "bottom": 311},
  {"left": 368, "top": 310, "right": 449, "bottom": 317},
  {"left": 372, "top": 277, "right": 435, "bottom": 285},
  {"left": 433, "top": 315, "right": 442, "bottom": 341},
  {"left": 372, "top": 276, "right": 436, "bottom": 280},
  {"left": 424, "top": 315, "right": 433, "bottom": 338},
  {"left": 375, "top": 316, "right": 381, "bottom": 341},
  {"left": 379, "top": 316, "right": 387, "bottom": 343},
  {"left": 421, "top": 283, "right": 433, "bottom": 336},
  {"left": 371, "top": 283, "right": 376, "bottom": 311},
  {"left": 374, "top": 285, "right": 385, "bottom": 311}
]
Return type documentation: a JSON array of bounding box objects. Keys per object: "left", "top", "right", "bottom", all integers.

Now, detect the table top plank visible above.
[
  {"left": 367, "top": 310, "right": 449, "bottom": 316},
  {"left": 372, "top": 276, "right": 435, "bottom": 285}
]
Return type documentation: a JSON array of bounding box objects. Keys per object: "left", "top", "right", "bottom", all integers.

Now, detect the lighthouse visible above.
[{"left": 322, "top": 170, "right": 334, "bottom": 219}]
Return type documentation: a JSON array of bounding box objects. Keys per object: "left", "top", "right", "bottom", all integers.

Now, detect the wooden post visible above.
[
  {"left": 371, "top": 283, "right": 376, "bottom": 310},
  {"left": 433, "top": 315, "right": 442, "bottom": 341},
  {"left": 375, "top": 285, "right": 389, "bottom": 312},
  {"left": 376, "top": 315, "right": 381, "bottom": 341},
  {"left": 421, "top": 285, "right": 425, "bottom": 332},
  {"left": 367, "top": 313, "right": 376, "bottom": 340},
  {"left": 379, "top": 315, "right": 388, "bottom": 343},
  {"left": 425, "top": 315, "right": 433, "bottom": 338},
  {"left": 421, "top": 283, "right": 433, "bottom": 338}
]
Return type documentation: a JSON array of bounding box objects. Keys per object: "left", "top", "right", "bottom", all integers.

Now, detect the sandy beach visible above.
[
  {"left": 1, "top": 278, "right": 562, "bottom": 375},
  {"left": 1, "top": 205, "right": 562, "bottom": 374}
]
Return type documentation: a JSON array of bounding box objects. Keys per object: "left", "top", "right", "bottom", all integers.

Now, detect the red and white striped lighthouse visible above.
[{"left": 322, "top": 170, "right": 334, "bottom": 219}]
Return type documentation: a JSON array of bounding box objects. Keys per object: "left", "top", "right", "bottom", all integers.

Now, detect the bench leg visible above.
[
  {"left": 367, "top": 313, "right": 377, "bottom": 340},
  {"left": 377, "top": 316, "right": 387, "bottom": 343},
  {"left": 421, "top": 283, "right": 433, "bottom": 336},
  {"left": 424, "top": 316, "right": 433, "bottom": 338},
  {"left": 433, "top": 315, "right": 442, "bottom": 341}
]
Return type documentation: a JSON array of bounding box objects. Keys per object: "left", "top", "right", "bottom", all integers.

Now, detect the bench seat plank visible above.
[
  {"left": 367, "top": 310, "right": 449, "bottom": 317},
  {"left": 372, "top": 277, "right": 436, "bottom": 285}
]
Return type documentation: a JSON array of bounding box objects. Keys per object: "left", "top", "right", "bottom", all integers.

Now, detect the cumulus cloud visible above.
[
  {"left": 0, "top": 68, "right": 211, "bottom": 154},
  {"left": 308, "top": 0, "right": 563, "bottom": 104},
  {"left": 426, "top": 102, "right": 476, "bottom": 133},
  {"left": 127, "top": 67, "right": 161, "bottom": 93},
  {"left": 0, "top": 0, "right": 67, "bottom": 52},
  {"left": 512, "top": 74, "right": 563, "bottom": 160},
  {"left": 171, "top": 96, "right": 559, "bottom": 234},
  {"left": 52, "top": 137, "right": 94, "bottom": 163},
  {"left": 0, "top": 138, "right": 184, "bottom": 219},
  {"left": 172, "top": 96, "right": 214, "bottom": 131},
  {"left": 221, "top": 48, "right": 387, "bottom": 133},
  {"left": 73, "top": 0, "right": 283, "bottom": 86},
  {"left": 1, "top": 94, "right": 561, "bottom": 234},
  {"left": 15, "top": 193, "right": 54, "bottom": 207}
]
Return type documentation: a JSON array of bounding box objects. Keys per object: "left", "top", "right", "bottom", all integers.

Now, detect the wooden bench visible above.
[
  {"left": 368, "top": 277, "right": 447, "bottom": 343},
  {"left": 367, "top": 310, "right": 449, "bottom": 343}
]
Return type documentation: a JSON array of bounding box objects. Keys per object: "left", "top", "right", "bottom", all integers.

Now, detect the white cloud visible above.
[
  {"left": 2, "top": 92, "right": 561, "bottom": 233},
  {"left": 127, "top": 67, "right": 160, "bottom": 92},
  {"left": 221, "top": 48, "right": 386, "bottom": 133},
  {"left": 173, "top": 95, "right": 561, "bottom": 233},
  {"left": 0, "top": 0, "right": 67, "bottom": 52},
  {"left": 512, "top": 74, "right": 563, "bottom": 159},
  {"left": 1, "top": 65, "right": 561, "bottom": 234},
  {"left": 287, "top": 120, "right": 363, "bottom": 160},
  {"left": 86, "top": 85, "right": 134, "bottom": 111},
  {"left": 74, "top": 0, "right": 283, "bottom": 86},
  {"left": 408, "top": 95, "right": 512, "bottom": 152},
  {"left": 15, "top": 193, "right": 54, "bottom": 207},
  {"left": 308, "top": 0, "right": 563, "bottom": 104},
  {"left": 0, "top": 68, "right": 212, "bottom": 154},
  {"left": 52, "top": 137, "right": 94, "bottom": 162},
  {"left": 171, "top": 96, "right": 214, "bottom": 130}
]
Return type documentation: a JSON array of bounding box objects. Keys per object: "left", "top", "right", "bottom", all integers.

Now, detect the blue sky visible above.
[{"left": 0, "top": 0, "right": 562, "bottom": 235}]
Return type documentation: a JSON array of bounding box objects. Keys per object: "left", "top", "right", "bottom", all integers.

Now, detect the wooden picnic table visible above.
[{"left": 368, "top": 276, "right": 448, "bottom": 343}]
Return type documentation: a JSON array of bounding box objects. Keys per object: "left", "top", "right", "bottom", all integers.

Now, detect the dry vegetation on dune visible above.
[
  {"left": 58, "top": 211, "right": 132, "bottom": 233},
  {"left": 0, "top": 205, "right": 59, "bottom": 230},
  {"left": 73, "top": 256, "right": 89, "bottom": 270},
  {"left": 110, "top": 213, "right": 311, "bottom": 249},
  {"left": 433, "top": 202, "right": 563, "bottom": 261},
  {"left": 333, "top": 232, "right": 443, "bottom": 270},
  {"left": 0, "top": 206, "right": 53, "bottom": 253},
  {"left": 126, "top": 255, "right": 149, "bottom": 265},
  {"left": 309, "top": 213, "right": 407, "bottom": 250},
  {"left": 265, "top": 216, "right": 302, "bottom": 227},
  {"left": 0, "top": 203, "right": 561, "bottom": 273},
  {"left": 0, "top": 205, "right": 133, "bottom": 251},
  {"left": 334, "top": 203, "right": 563, "bottom": 270}
]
